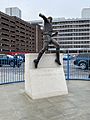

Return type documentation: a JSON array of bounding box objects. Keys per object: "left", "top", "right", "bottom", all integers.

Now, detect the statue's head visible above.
[{"left": 48, "top": 16, "right": 52, "bottom": 23}]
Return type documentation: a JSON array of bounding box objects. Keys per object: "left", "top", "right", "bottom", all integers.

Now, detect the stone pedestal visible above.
[{"left": 25, "top": 53, "right": 68, "bottom": 99}]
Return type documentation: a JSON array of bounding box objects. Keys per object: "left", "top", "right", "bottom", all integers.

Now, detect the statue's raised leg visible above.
[{"left": 33, "top": 42, "right": 48, "bottom": 68}]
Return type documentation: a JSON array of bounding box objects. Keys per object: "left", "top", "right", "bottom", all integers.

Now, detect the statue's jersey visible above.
[
  {"left": 40, "top": 14, "right": 53, "bottom": 36},
  {"left": 43, "top": 21, "right": 53, "bottom": 36}
]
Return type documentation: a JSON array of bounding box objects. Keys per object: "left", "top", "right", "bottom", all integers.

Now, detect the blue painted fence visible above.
[
  {"left": 0, "top": 52, "right": 90, "bottom": 85},
  {"left": 0, "top": 54, "right": 24, "bottom": 85},
  {"left": 63, "top": 53, "right": 90, "bottom": 80}
]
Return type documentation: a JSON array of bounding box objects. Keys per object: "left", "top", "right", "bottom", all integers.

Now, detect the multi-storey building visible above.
[
  {"left": 81, "top": 8, "right": 90, "bottom": 19},
  {"left": 0, "top": 11, "right": 43, "bottom": 53},
  {"left": 31, "top": 18, "right": 90, "bottom": 53},
  {"left": 53, "top": 18, "right": 90, "bottom": 52},
  {"left": 5, "top": 7, "right": 21, "bottom": 18}
]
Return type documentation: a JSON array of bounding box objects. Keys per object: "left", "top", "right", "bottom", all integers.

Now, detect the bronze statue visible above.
[{"left": 33, "top": 13, "right": 61, "bottom": 68}]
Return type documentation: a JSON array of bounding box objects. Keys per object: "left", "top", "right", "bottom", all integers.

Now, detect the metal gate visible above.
[{"left": 0, "top": 54, "right": 24, "bottom": 85}]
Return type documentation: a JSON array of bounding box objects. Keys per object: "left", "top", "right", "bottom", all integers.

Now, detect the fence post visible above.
[{"left": 67, "top": 54, "right": 70, "bottom": 80}]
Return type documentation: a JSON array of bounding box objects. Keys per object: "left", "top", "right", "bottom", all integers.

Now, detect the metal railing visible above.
[
  {"left": 0, "top": 52, "right": 90, "bottom": 85},
  {"left": 63, "top": 52, "right": 90, "bottom": 80},
  {"left": 0, "top": 53, "right": 24, "bottom": 85}
]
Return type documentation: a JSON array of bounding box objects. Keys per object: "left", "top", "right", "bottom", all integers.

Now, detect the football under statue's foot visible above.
[
  {"left": 33, "top": 59, "right": 38, "bottom": 68},
  {"left": 55, "top": 59, "right": 61, "bottom": 65}
]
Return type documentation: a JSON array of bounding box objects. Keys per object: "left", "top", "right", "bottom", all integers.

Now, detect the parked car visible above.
[
  {"left": 63, "top": 54, "right": 75, "bottom": 60},
  {"left": 74, "top": 53, "right": 90, "bottom": 70},
  {"left": 0, "top": 54, "right": 23, "bottom": 67},
  {"left": 14, "top": 54, "right": 25, "bottom": 62}
]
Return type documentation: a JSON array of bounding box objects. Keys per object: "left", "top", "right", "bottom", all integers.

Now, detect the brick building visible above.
[{"left": 0, "top": 11, "right": 43, "bottom": 53}]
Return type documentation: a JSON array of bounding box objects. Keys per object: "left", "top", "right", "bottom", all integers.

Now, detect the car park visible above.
[
  {"left": 0, "top": 54, "right": 23, "bottom": 67},
  {"left": 74, "top": 53, "right": 90, "bottom": 70}
]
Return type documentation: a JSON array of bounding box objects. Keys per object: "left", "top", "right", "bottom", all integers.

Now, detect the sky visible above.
[{"left": 0, "top": 0, "right": 90, "bottom": 21}]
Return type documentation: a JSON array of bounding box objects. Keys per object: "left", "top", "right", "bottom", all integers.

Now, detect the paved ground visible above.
[{"left": 0, "top": 80, "right": 90, "bottom": 120}]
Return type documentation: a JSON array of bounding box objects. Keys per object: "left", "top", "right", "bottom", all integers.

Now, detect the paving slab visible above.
[{"left": 0, "top": 80, "right": 90, "bottom": 120}]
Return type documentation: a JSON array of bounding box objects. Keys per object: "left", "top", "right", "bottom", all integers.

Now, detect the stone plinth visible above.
[{"left": 25, "top": 53, "right": 68, "bottom": 99}]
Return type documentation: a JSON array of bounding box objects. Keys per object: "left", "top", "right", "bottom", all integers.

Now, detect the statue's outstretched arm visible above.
[{"left": 39, "top": 13, "right": 48, "bottom": 22}]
